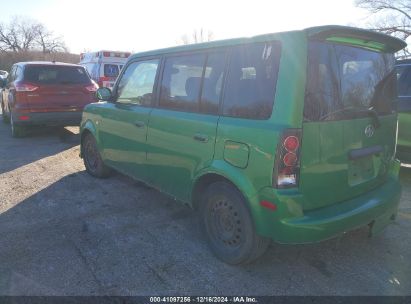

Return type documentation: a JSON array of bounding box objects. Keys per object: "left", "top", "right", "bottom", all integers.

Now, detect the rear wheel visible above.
[
  {"left": 200, "top": 181, "right": 270, "bottom": 264},
  {"left": 10, "top": 114, "right": 25, "bottom": 137},
  {"left": 82, "top": 133, "right": 111, "bottom": 178}
]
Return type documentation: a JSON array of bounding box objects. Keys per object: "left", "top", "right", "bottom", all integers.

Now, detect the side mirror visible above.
[{"left": 96, "top": 87, "right": 112, "bottom": 101}]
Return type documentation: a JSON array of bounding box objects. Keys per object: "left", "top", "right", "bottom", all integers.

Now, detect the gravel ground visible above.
[{"left": 0, "top": 115, "right": 410, "bottom": 296}]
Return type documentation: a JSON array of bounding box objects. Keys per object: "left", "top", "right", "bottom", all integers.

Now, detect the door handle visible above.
[
  {"left": 193, "top": 133, "right": 209, "bottom": 143},
  {"left": 134, "top": 121, "right": 145, "bottom": 128}
]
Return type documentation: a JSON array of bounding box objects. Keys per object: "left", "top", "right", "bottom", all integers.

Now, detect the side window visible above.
[
  {"left": 222, "top": 42, "right": 281, "bottom": 119},
  {"left": 200, "top": 52, "right": 226, "bottom": 114},
  {"left": 160, "top": 54, "right": 206, "bottom": 112},
  {"left": 116, "top": 59, "right": 159, "bottom": 106}
]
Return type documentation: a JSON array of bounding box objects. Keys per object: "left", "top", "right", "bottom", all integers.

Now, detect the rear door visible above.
[
  {"left": 98, "top": 58, "right": 160, "bottom": 181},
  {"left": 146, "top": 52, "right": 225, "bottom": 201},
  {"left": 23, "top": 65, "right": 94, "bottom": 112},
  {"left": 300, "top": 40, "right": 398, "bottom": 210}
]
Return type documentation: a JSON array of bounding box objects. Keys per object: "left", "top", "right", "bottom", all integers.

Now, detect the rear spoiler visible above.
[{"left": 306, "top": 25, "right": 406, "bottom": 53}]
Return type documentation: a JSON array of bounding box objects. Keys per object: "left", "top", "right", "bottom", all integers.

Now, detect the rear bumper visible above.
[
  {"left": 255, "top": 163, "right": 402, "bottom": 244},
  {"left": 12, "top": 111, "right": 82, "bottom": 127}
]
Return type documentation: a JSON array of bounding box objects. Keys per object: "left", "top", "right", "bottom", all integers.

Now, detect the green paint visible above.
[{"left": 80, "top": 25, "right": 402, "bottom": 244}]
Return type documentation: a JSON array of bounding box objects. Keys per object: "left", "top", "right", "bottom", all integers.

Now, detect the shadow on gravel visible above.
[
  {"left": 0, "top": 120, "right": 79, "bottom": 174},
  {"left": 0, "top": 170, "right": 410, "bottom": 295}
]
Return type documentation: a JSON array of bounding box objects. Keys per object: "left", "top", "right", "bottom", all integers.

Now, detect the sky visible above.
[{"left": 0, "top": 0, "right": 372, "bottom": 54}]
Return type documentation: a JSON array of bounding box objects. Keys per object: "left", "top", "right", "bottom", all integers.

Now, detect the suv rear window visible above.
[
  {"left": 24, "top": 65, "right": 91, "bottom": 85},
  {"left": 304, "top": 41, "right": 396, "bottom": 121},
  {"left": 104, "top": 64, "right": 120, "bottom": 77}
]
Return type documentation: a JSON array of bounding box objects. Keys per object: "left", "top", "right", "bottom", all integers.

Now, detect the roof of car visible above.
[
  {"left": 15, "top": 61, "right": 82, "bottom": 67},
  {"left": 129, "top": 25, "right": 406, "bottom": 60}
]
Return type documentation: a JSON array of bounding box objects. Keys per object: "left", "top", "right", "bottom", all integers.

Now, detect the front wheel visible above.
[
  {"left": 200, "top": 181, "right": 270, "bottom": 264},
  {"left": 82, "top": 133, "right": 111, "bottom": 178}
]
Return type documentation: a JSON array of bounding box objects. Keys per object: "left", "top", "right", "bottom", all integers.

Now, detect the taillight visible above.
[
  {"left": 273, "top": 129, "right": 302, "bottom": 188},
  {"left": 85, "top": 83, "right": 98, "bottom": 92},
  {"left": 15, "top": 83, "right": 38, "bottom": 92}
]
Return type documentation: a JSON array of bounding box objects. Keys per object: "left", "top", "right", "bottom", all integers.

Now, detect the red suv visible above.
[{"left": 0, "top": 61, "right": 98, "bottom": 137}]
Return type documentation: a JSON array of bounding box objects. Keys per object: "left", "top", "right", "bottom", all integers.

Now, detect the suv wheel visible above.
[
  {"left": 200, "top": 181, "right": 270, "bottom": 264},
  {"left": 10, "top": 114, "right": 25, "bottom": 137},
  {"left": 82, "top": 133, "right": 111, "bottom": 178}
]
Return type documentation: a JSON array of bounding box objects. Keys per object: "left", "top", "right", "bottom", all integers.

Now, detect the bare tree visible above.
[
  {"left": 356, "top": 0, "right": 411, "bottom": 57},
  {"left": 180, "top": 28, "right": 214, "bottom": 45},
  {"left": 0, "top": 16, "right": 67, "bottom": 54},
  {"left": 35, "top": 23, "right": 67, "bottom": 53}
]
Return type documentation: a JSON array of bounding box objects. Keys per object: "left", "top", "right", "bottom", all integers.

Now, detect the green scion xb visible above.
[{"left": 80, "top": 25, "right": 405, "bottom": 264}]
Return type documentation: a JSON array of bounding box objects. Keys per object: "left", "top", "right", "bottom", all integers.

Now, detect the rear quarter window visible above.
[{"left": 222, "top": 41, "right": 281, "bottom": 120}]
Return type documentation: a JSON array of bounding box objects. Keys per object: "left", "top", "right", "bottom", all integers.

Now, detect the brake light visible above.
[
  {"left": 85, "top": 84, "right": 98, "bottom": 92},
  {"left": 18, "top": 115, "right": 30, "bottom": 121},
  {"left": 283, "top": 152, "right": 298, "bottom": 167},
  {"left": 284, "top": 136, "right": 299, "bottom": 152},
  {"left": 15, "top": 83, "right": 38, "bottom": 92},
  {"left": 273, "top": 129, "right": 302, "bottom": 188}
]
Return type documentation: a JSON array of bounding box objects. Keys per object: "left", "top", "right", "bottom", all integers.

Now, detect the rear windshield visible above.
[
  {"left": 24, "top": 65, "right": 91, "bottom": 85},
  {"left": 304, "top": 41, "right": 396, "bottom": 121},
  {"left": 104, "top": 64, "right": 120, "bottom": 78}
]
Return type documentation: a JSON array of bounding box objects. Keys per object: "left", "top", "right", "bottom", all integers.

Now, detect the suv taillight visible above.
[
  {"left": 85, "top": 83, "right": 98, "bottom": 92},
  {"left": 273, "top": 129, "right": 302, "bottom": 188},
  {"left": 15, "top": 83, "right": 38, "bottom": 92}
]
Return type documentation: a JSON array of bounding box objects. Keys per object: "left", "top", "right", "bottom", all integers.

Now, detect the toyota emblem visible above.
[{"left": 365, "top": 125, "right": 375, "bottom": 138}]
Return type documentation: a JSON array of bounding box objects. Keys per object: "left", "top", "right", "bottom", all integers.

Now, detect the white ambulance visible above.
[{"left": 79, "top": 50, "right": 131, "bottom": 88}]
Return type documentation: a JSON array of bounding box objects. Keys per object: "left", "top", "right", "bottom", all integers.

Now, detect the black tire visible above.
[
  {"left": 200, "top": 181, "right": 270, "bottom": 264},
  {"left": 10, "top": 114, "right": 25, "bottom": 137},
  {"left": 1, "top": 101, "right": 9, "bottom": 124},
  {"left": 82, "top": 133, "right": 111, "bottom": 178}
]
